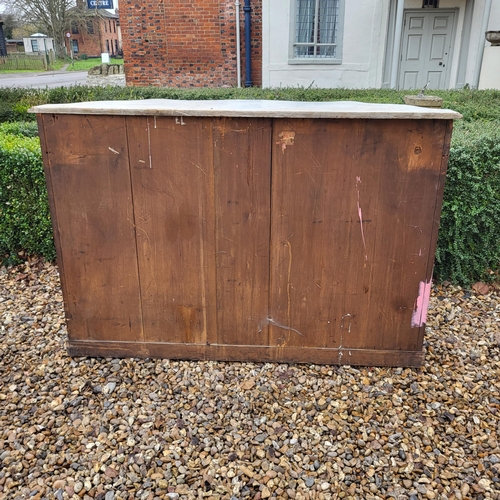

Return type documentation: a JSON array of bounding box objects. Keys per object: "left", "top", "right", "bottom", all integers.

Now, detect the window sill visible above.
[{"left": 288, "top": 59, "right": 343, "bottom": 65}]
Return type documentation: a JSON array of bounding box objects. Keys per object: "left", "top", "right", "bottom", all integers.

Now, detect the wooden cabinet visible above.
[{"left": 33, "top": 100, "right": 461, "bottom": 366}]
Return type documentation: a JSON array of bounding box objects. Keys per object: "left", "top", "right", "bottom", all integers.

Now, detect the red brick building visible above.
[
  {"left": 65, "top": 9, "right": 122, "bottom": 59},
  {"left": 120, "top": 0, "right": 262, "bottom": 87}
]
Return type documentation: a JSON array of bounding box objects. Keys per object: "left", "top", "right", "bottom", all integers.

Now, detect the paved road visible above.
[{"left": 0, "top": 70, "right": 88, "bottom": 88}]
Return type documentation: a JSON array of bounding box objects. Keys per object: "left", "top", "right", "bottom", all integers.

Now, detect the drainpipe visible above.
[
  {"left": 235, "top": 0, "right": 242, "bottom": 87},
  {"left": 473, "top": 0, "right": 492, "bottom": 88},
  {"left": 244, "top": 0, "right": 252, "bottom": 87},
  {"left": 389, "top": 0, "right": 405, "bottom": 89}
]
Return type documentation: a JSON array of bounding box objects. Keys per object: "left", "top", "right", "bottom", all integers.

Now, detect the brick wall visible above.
[
  {"left": 66, "top": 17, "right": 121, "bottom": 58},
  {"left": 121, "top": 0, "right": 262, "bottom": 87}
]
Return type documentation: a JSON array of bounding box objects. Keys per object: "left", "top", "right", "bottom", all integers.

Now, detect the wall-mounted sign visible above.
[{"left": 87, "top": 0, "right": 113, "bottom": 9}]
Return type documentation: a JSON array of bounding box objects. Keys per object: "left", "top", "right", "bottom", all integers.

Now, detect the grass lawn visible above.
[
  {"left": 0, "top": 58, "right": 68, "bottom": 74},
  {"left": 0, "top": 69, "right": 44, "bottom": 74},
  {"left": 49, "top": 59, "right": 68, "bottom": 71},
  {"left": 66, "top": 57, "right": 124, "bottom": 71},
  {"left": 0, "top": 57, "right": 122, "bottom": 73}
]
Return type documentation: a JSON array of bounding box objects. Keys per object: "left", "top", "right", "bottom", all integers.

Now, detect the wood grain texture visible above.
[
  {"left": 39, "top": 114, "right": 143, "bottom": 342},
  {"left": 126, "top": 116, "right": 216, "bottom": 344},
  {"left": 38, "top": 112, "right": 455, "bottom": 367},
  {"left": 212, "top": 118, "right": 272, "bottom": 345},
  {"left": 67, "top": 340, "right": 424, "bottom": 367},
  {"left": 269, "top": 119, "right": 449, "bottom": 352}
]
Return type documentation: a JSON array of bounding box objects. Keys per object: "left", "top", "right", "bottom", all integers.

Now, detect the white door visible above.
[{"left": 399, "top": 10, "right": 456, "bottom": 90}]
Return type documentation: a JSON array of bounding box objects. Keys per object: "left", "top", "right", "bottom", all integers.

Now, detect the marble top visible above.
[{"left": 30, "top": 99, "right": 462, "bottom": 120}]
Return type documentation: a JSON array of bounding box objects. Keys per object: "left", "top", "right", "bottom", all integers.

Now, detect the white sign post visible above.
[{"left": 66, "top": 32, "right": 74, "bottom": 65}]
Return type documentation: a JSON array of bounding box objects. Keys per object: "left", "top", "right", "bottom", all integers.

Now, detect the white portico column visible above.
[{"left": 390, "top": 0, "right": 405, "bottom": 89}]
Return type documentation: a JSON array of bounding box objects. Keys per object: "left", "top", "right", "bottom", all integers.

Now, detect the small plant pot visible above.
[
  {"left": 485, "top": 31, "right": 500, "bottom": 46},
  {"left": 403, "top": 95, "right": 443, "bottom": 108}
]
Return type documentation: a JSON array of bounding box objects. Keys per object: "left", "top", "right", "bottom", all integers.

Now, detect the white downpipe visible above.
[
  {"left": 390, "top": 0, "right": 405, "bottom": 89},
  {"left": 473, "top": 0, "right": 492, "bottom": 88},
  {"left": 235, "top": 0, "right": 242, "bottom": 88}
]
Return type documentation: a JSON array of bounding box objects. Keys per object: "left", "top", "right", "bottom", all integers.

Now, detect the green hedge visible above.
[
  {"left": 0, "top": 123, "right": 55, "bottom": 264},
  {"left": 1, "top": 86, "right": 500, "bottom": 124},
  {"left": 0, "top": 87, "right": 499, "bottom": 285},
  {"left": 435, "top": 121, "right": 500, "bottom": 284}
]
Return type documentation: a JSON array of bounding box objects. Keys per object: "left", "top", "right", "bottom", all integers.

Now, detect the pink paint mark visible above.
[
  {"left": 411, "top": 280, "right": 432, "bottom": 328},
  {"left": 356, "top": 176, "right": 367, "bottom": 261}
]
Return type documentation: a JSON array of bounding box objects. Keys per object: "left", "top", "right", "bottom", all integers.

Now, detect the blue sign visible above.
[{"left": 87, "top": 0, "right": 113, "bottom": 9}]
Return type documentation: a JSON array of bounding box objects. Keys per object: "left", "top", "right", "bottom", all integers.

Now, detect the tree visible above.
[
  {"left": 5, "top": 0, "right": 78, "bottom": 55},
  {"left": 2, "top": 12, "right": 19, "bottom": 39}
]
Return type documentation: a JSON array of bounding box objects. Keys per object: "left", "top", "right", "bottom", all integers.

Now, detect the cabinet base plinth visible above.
[{"left": 67, "top": 340, "right": 424, "bottom": 367}]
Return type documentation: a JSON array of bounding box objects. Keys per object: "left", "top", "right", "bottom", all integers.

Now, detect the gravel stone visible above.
[{"left": 1, "top": 261, "right": 500, "bottom": 500}]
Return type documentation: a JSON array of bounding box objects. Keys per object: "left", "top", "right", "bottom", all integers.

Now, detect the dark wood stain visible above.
[
  {"left": 212, "top": 118, "right": 272, "bottom": 346},
  {"left": 39, "top": 114, "right": 143, "bottom": 342},
  {"left": 37, "top": 113, "right": 454, "bottom": 366}
]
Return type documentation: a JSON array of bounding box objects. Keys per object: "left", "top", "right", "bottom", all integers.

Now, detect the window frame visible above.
[
  {"left": 31, "top": 39, "right": 39, "bottom": 52},
  {"left": 288, "top": 0, "right": 345, "bottom": 65}
]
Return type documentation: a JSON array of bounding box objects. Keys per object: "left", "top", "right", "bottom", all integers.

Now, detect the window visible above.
[
  {"left": 87, "top": 20, "right": 94, "bottom": 34},
  {"left": 72, "top": 39, "right": 79, "bottom": 53},
  {"left": 106, "top": 39, "right": 110, "bottom": 52},
  {"left": 113, "top": 21, "right": 116, "bottom": 33},
  {"left": 104, "top": 20, "right": 107, "bottom": 33},
  {"left": 31, "top": 39, "right": 39, "bottom": 52},
  {"left": 422, "top": 0, "right": 439, "bottom": 7},
  {"left": 114, "top": 39, "right": 118, "bottom": 53},
  {"left": 291, "top": 0, "right": 344, "bottom": 63},
  {"left": 71, "top": 21, "right": 79, "bottom": 34}
]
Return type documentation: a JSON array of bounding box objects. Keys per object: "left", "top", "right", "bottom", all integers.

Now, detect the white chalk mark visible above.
[
  {"left": 180, "top": 154, "right": 206, "bottom": 175},
  {"left": 146, "top": 118, "right": 152, "bottom": 169},
  {"left": 175, "top": 117, "right": 186, "bottom": 125},
  {"left": 356, "top": 176, "right": 368, "bottom": 262},
  {"left": 154, "top": 116, "right": 157, "bottom": 129},
  {"left": 108, "top": 147, "right": 120, "bottom": 155},
  {"left": 341, "top": 313, "right": 352, "bottom": 333},
  {"left": 139, "top": 160, "right": 146, "bottom": 164},
  {"left": 266, "top": 317, "right": 303, "bottom": 336}
]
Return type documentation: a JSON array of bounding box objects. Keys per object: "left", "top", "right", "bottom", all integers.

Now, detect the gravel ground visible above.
[{"left": 1, "top": 260, "right": 500, "bottom": 500}]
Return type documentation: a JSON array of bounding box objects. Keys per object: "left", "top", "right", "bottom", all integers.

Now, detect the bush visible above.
[
  {"left": 0, "top": 130, "right": 55, "bottom": 265},
  {"left": 0, "top": 121, "right": 39, "bottom": 138},
  {"left": 1, "top": 86, "right": 500, "bottom": 123},
  {"left": 0, "top": 87, "right": 498, "bottom": 284},
  {"left": 435, "top": 121, "right": 500, "bottom": 284}
]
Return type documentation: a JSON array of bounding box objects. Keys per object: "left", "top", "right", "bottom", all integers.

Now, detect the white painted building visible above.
[
  {"left": 23, "top": 34, "right": 55, "bottom": 54},
  {"left": 262, "top": 0, "right": 500, "bottom": 89}
]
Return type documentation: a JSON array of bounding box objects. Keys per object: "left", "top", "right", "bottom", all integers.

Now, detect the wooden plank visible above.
[
  {"left": 39, "top": 114, "right": 143, "bottom": 342},
  {"left": 37, "top": 115, "right": 68, "bottom": 310},
  {"left": 269, "top": 118, "right": 448, "bottom": 353},
  {"left": 68, "top": 340, "right": 424, "bottom": 367},
  {"left": 212, "top": 118, "right": 272, "bottom": 345},
  {"left": 126, "top": 116, "right": 216, "bottom": 344},
  {"left": 412, "top": 119, "right": 454, "bottom": 350}
]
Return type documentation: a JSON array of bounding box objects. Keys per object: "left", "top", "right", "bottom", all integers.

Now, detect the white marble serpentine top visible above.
[{"left": 30, "top": 99, "right": 462, "bottom": 120}]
